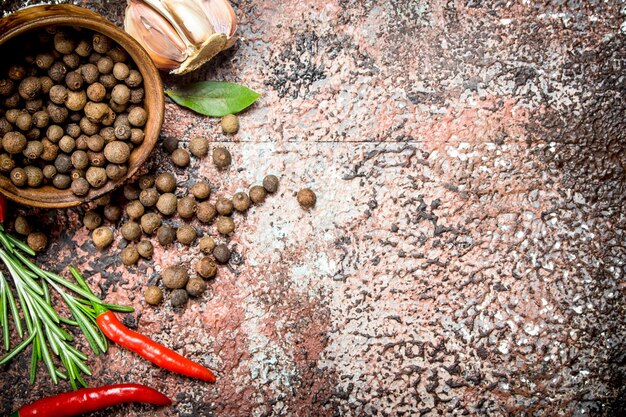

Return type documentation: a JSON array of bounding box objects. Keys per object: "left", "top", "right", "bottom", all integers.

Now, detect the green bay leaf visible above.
[{"left": 165, "top": 81, "right": 261, "bottom": 117}]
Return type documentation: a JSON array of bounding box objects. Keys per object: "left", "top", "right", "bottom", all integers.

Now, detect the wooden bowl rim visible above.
[{"left": 0, "top": 4, "right": 164, "bottom": 208}]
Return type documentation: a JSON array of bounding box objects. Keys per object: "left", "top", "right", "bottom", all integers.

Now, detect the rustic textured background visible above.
[{"left": 1, "top": 1, "right": 625, "bottom": 416}]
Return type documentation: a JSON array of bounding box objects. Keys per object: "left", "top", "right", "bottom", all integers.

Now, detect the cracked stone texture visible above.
[{"left": 1, "top": 1, "right": 625, "bottom": 416}]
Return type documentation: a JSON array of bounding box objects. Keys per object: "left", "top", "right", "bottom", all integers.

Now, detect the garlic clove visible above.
[
  {"left": 172, "top": 32, "right": 227, "bottom": 74},
  {"left": 161, "top": 0, "right": 215, "bottom": 45},
  {"left": 197, "top": 0, "right": 237, "bottom": 38},
  {"left": 124, "top": 0, "right": 187, "bottom": 69}
]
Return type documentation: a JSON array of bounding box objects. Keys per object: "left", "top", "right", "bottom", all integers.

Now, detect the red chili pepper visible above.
[
  {"left": 0, "top": 194, "right": 7, "bottom": 224},
  {"left": 94, "top": 305, "right": 216, "bottom": 382},
  {"left": 10, "top": 383, "right": 171, "bottom": 417}
]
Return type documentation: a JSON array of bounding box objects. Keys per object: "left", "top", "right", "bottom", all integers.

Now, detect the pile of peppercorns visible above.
[
  {"left": 83, "top": 135, "right": 280, "bottom": 308},
  {"left": 0, "top": 27, "right": 147, "bottom": 194}
]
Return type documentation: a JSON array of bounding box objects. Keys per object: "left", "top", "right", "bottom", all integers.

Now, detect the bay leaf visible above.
[{"left": 165, "top": 81, "right": 260, "bottom": 117}]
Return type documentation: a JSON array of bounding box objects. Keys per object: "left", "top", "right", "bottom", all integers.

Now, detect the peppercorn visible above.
[
  {"left": 63, "top": 53, "right": 81, "bottom": 69},
  {"left": 94, "top": 194, "right": 111, "bottom": 206},
  {"left": 39, "top": 76, "right": 53, "bottom": 94},
  {"left": 86, "top": 150, "right": 105, "bottom": 167},
  {"left": 131, "top": 240, "right": 152, "bottom": 260},
  {"left": 83, "top": 211, "right": 102, "bottom": 230},
  {"left": 186, "top": 278, "right": 207, "bottom": 297},
  {"left": 23, "top": 141, "right": 43, "bottom": 159},
  {"left": 139, "top": 187, "right": 159, "bottom": 207},
  {"left": 74, "top": 39, "right": 92, "bottom": 57},
  {"left": 111, "top": 84, "right": 130, "bottom": 105},
  {"left": 71, "top": 178, "right": 89, "bottom": 196},
  {"left": 297, "top": 188, "right": 316, "bottom": 209},
  {"left": 71, "top": 150, "right": 89, "bottom": 169},
  {"left": 127, "top": 106, "right": 147, "bottom": 127},
  {"left": 46, "top": 125, "right": 64, "bottom": 142},
  {"left": 0, "top": 118, "right": 11, "bottom": 136},
  {"left": 0, "top": 79, "right": 14, "bottom": 96},
  {"left": 107, "top": 47, "right": 128, "bottom": 63},
  {"left": 10, "top": 167, "right": 27, "bottom": 187},
  {"left": 0, "top": 155, "right": 15, "bottom": 173},
  {"left": 140, "top": 212, "right": 162, "bottom": 234},
  {"left": 198, "top": 236, "right": 216, "bottom": 254},
  {"left": 65, "top": 71, "right": 83, "bottom": 91},
  {"left": 18, "top": 77, "right": 41, "bottom": 100},
  {"left": 93, "top": 33, "right": 113, "bottom": 54},
  {"left": 86, "top": 82, "right": 106, "bottom": 102},
  {"left": 54, "top": 154, "right": 71, "bottom": 175},
  {"left": 177, "top": 196, "right": 197, "bottom": 219},
  {"left": 89, "top": 53, "right": 103, "bottom": 64},
  {"left": 196, "top": 202, "right": 217, "bottom": 223},
  {"left": 27, "top": 232, "right": 47, "bottom": 252},
  {"left": 97, "top": 56, "right": 114, "bottom": 74},
  {"left": 121, "top": 246, "right": 140, "bottom": 266},
  {"left": 52, "top": 173, "right": 71, "bottom": 189},
  {"left": 99, "top": 74, "right": 117, "bottom": 89},
  {"left": 25, "top": 99, "right": 43, "bottom": 114},
  {"left": 144, "top": 286, "right": 163, "bottom": 305},
  {"left": 249, "top": 185, "right": 267, "bottom": 204},
  {"left": 58, "top": 135, "right": 75, "bottom": 153},
  {"left": 86, "top": 166, "right": 107, "bottom": 188},
  {"left": 42, "top": 165, "right": 56, "bottom": 179},
  {"left": 3, "top": 93, "right": 20, "bottom": 109},
  {"left": 92, "top": 226, "right": 114, "bottom": 249},
  {"left": 35, "top": 53, "right": 54, "bottom": 70},
  {"left": 48, "top": 61, "right": 67, "bottom": 83},
  {"left": 104, "top": 141, "right": 130, "bottom": 164},
  {"left": 23, "top": 166, "right": 43, "bottom": 187},
  {"left": 8, "top": 64, "right": 26, "bottom": 81},
  {"left": 120, "top": 221, "right": 141, "bottom": 241},
  {"left": 5, "top": 110, "right": 20, "bottom": 124},
  {"left": 125, "top": 70, "right": 142, "bottom": 88},
  {"left": 156, "top": 224, "right": 175, "bottom": 246},
  {"left": 123, "top": 184, "right": 139, "bottom": 200},
  {"left": 191, "top": 182, "right": 211, "bottom": 200},
  {"left": 216, "top": 197, "right": 234, "bottom": 216},
  {"left": 130, "top": 128, "right": 144, "bottom": 145},
  {"left": 212, "top": 146, "right": 231, "bottom": 169},
  {"left": 84, "top": 102, "right": 109, "bottom": 123},
  {"left": 162, "top": 136, "right": 178, "bottom": 153},
  {"left": 195, "top": 257, "right": 217, "bottom": 279},
  {"left": 3, "top": 131, "right": 27, "bottom": 154},
  {"left": 108, "top": 98, "right": 127, "bottom": 114},
  {"left": 216, "top": 216, "right": 235, "bottom": 235},
  {"left": 221, "top": 114, "right": 239, "bottom": 134},
  {"left": 126, "top": 200, "right": 145, "bottom": 220},
  {"left": 64, "top": 122, "right": 79, "bottom": 138},
  {"left": 54, "top": 31, "right": 75, "bottom": 54},
  {"left": 100, "top": 127, "right": 116, "bottom": 143},
  {"left": 47, "top": 103, "right": 68, "bottom": 123},
  {"left": 162, "top": 266, "right": 188, "bottom": 289},
  {"left": 156, "top": 193, "right": 177, "bottom": 216},
  {"left": 188, "top": 136, "right": 209, "bottom": 158},
  {"left": 65, "top": 90, "right": 87, "bottom": 111},
  {"left": 80, "top": 64, "right": 99, "bottom": 84},
  {"left": 112, "top": 62, "right": 130, "bottom": 81},
  {"left": 155, "top": 172, "right": 176, "bottom": 193},
  {"left": 14, "top": 215, "right": 31, "bottom": 235},
  {"left": 104, "top": 204, "right": 122, "bottom": 222},
  {"left": 32, "top": 111, "right": 49, "bottom": 129},
  {"left": 232, "top": 192, "right": 251, "bottom": 212},
  {"left": 129, "top": 88, "right": 144, "bottom": 104},
  {"left": 176, "top": 225, "right": 197, "bottom": 245},
  {"left": 15, "top": 113, "right": 33, "bottom": 132},
  {"left": 71, "top": 169, "right": 85, "bottom": 181},
  {"left": 87, "top": 134, "right": 105, "bottom": 152},
  {"left": 213, "top": 244, "right": 231, "bottom": 264},
  {"left": 171, "top": 289, "right": 188, "bottom": 307},
  {"left": 263, "top": 175, "right": 279, "bottom": 193},
  {"left": 105, "top": 163, "right": 127, "bottom": 180},
  {"left": 113, "top": 123, "right": 131, "bottom": 140},
  {"left": 171, "top": 148, "right": 190, "bottom": 167}
]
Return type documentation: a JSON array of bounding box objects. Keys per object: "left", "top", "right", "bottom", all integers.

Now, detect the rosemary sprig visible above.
[{"left": 0, "top": 225, "right": 132, "bottom": 389}]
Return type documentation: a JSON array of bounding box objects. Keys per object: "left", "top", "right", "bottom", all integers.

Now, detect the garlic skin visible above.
[{"left": 124, "top": 0, "right": 237, "bottom": 74}]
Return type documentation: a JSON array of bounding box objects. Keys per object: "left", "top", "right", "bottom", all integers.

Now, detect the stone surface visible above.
[{"left": 1, "top": 1, "right": 625, "bottom": 416}]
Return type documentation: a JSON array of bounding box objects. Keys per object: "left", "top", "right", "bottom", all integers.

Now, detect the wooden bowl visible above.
[{"left": 0, "top": 5, "right": 164, "bottom": 208}]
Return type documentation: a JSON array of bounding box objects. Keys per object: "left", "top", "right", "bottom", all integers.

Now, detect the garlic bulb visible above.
[{"left": 124, "top": 0, "right": 237, "bottom": 74}]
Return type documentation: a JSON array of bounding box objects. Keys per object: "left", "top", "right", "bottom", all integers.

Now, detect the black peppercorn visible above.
[
  {"left": 263, "top": 175, "right": 279, "bottom": 193},
  {"left": 213, "top": 244, "right": 231, "bottom": 264},
  {"left": 71, "top": 178, "right": 90, "bottom": 196},
  {"left": 212, "top": 146, "right": 231, "bottom": 169}
]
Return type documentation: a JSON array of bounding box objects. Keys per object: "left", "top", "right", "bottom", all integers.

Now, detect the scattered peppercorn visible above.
[
  {"left": 188, "top": 136, "right": 209, "bottom": 157},
  {"left": 120, "top": 221, "right": 141, "bottom": 241},
  {"left": 156, "top": 224, "right": 176, "bottom": 246},
  {"left": 176, "top": 225, "right": 197, "bottom": 245},
  {"left": 190, "top": 182, "right": 211, "bottom": 200},
  {"left": 170, "top": 289, "right": 188, "bottom": 307},
  {"left": 297, "top": 188, "right": 316, "bottom": 209},
  {"left": 171, "top": 148, "right": 190, "bottom": 167},
  {"left": 216, "top": 197, "right": 234, "bottom": 216},
  {"left": 71, "top": 177, "right": 90, "bottom": 195},
  {"left": 186, "top": 278, "right": 207, "bottom": 297},
  {"left": 144, "top": 286, "right": 163, "bottom": 306},
  {"left": 121, "top": 246, "right": 140, "bottom": 266},
  {"left": 196, "top": 202, "right": 217, "bottom": 223},
  {"left": 195, "top": 256, "right": 217, "bottom": 279},
  {"left": 126, "top": 200, "right": 145, "bottom": 219},
  {"left": 155, "top": 172, "right": 176, "bottom": 193},
  {"left": 27, "top": 232, "right": 47, "bottom": 252},
  {"left": 14, "top": 215, "right": 31, "bottom": 235},
  {"left": 162, "top": 266, "right": 188, "bottom": 289},
  {"left": 216, "top": 216, "right": 235, "bottom": 235},
  {"left": 139, "top": 187, "right": 159, "bottom": 207},
  {"left": 162, "top": 136, "right": 178, "bottom": 154},
  {"left": 221, "top": 114, "right": 239, "bottom": 134},
  {"left": 140, "top": 213, "right": 162, "bottom": 235},
  {"left": 213, "top": 244, "right": 231, "bottom": 264},
  {"left": 249, "top": 185, "right": 267, "bottom": 204},
  {"left": 263, "top": 175, "right": 279, "bottom": 193},
  {"left": 82, "top": 210, "right": 102, "bottom": 230},
  {"left": 137, "top": 240, "right": 154, "bottom": 258},
  {"left": 177, "top": 196, "right": 197, "bottom": 219},
  {"left": 212, "top": 147, "right": 231, "bottom": 169},
  {"left": 104, "top": 204, "right": 122, "bottom": 222},
  {"left": 156, "top": 193, "right": 177, "bottom": 216},
  {"left": 198, "top": 236, "right": 216, "bottom": 254},
  {"left": 92, "top": 226, "right": 114, "bottom": 249}
]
